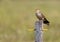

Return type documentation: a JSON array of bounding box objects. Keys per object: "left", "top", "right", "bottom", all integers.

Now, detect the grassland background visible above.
[{"left": 0, "top": 0, "right": 60, "bottom": 42}]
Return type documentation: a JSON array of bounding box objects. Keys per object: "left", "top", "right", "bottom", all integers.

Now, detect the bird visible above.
[{"left": 35, "top": 9, "right": 50, "bottom": 25}]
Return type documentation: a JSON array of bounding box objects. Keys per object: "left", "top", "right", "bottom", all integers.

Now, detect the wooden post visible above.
[{"left": 35, "top": 20, "right": 43, "bottom": 42}]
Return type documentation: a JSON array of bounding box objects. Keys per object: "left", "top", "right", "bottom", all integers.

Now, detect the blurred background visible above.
[{"left": 0, "top": 0, "right": 60, "bottom": 42}]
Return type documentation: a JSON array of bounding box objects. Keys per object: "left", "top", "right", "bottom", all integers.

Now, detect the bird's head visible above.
[{"left": 35, "top": 9, "right": 41, "bottom": 14}]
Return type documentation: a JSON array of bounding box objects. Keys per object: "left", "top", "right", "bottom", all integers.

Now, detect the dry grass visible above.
[{"left": 0, "top": 0, "right": 60, "bottom": 42}]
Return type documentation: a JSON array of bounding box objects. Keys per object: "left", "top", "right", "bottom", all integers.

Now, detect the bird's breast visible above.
[{"left": 37, "top": 13, "right": 42, "bottom": 17}]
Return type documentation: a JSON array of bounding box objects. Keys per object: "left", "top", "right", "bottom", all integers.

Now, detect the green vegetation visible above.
[{"left": 0, "top": 0, "right": 60, "bottom": 42}]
